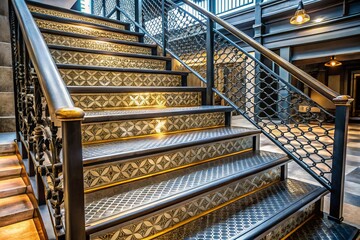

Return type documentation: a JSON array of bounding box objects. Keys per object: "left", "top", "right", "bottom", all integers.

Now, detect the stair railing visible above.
[
  {"left": 9, "top": 0, "right": 86, "bottom": 239},
  {"left": 97, "top": 0, "right": 353, "bottom": 222}
]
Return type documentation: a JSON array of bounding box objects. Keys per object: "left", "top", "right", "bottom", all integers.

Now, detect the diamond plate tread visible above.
[
  {"left": 82, "top": 127, "right": 260, "bottom": 164},
  {"left": 155, "top": 179, "right": 324, "bottom": 240},
  {"left": 42, "top": 32, "right": 153, "bottom": 55},
  {"left": 49, "top": 47, "right": 169, "bottom": 70},
  {"left": 83, "top": 106, "right": 232, "bottom": 123},
  {"left": 28, "top": 3, "right": 129, "bottom": 29},
  {"left": 287, "top": 214, "right": 359, "bottom": 240},
  {"left": 84, "top": 150, "right": 287, "bottom": 224}
]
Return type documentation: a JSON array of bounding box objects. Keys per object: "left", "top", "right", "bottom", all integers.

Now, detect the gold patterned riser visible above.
[
  {"left": 43, "top": 33, "right": 152, "bottom": 55},
  {"left": 81, "top": 112, "right": 225, "bottom": 143},
  {"left": 89, "top": 167, "right": 281, "bottom": 240},
  {"left": 259, "top": 203, "right": 316, "bottom": 240},
  {"left": 71, "top": 92, "right": 202, "bottom": 110},
  {"left": 50, "top": 49, "right": 166, "bottom": 70},
  {"left": 83, "top": 136, "right": 253, "bottom": 190},
  {"left": 28, "top": 5, "right": 127, "bottom": 29},
  {"left": 35, "top": 19, "right": 138, "bottom": 42},
  {"left": 59, "top": 69, "right": 182, "bottom": 87}
]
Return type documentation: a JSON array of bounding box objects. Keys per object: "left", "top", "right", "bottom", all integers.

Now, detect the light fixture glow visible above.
[
  {"left": 314, "top": 18, "right": 324, "bottom": 23},
  {"left": 290, "top": 1, "right": 310, "bottom": 25},
  {"left": 324, "top": 56, "right": 342, "bottom": 67}
]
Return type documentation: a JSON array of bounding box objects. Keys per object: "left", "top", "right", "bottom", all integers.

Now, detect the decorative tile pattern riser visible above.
[
  {"left": 82, "top": 112, "right": 225, "bottom": 143},
  {"left": 59, "top": 69, "right": 182, "bottom": 87},
  {"left": 35, "top": 19, "right": 138, "bottom": 42},
  {"left": 28, "top": 5, "right": 126, "bottom": 29},
  {"left": 50, "top": 49, "right": 166, "bottom": 70},
  {"left": 259, "top": 203, "right": 316, "bottom": 240},
  {"left": 71, "top": 92, "right": 202, "bottom": 110},
  {"left": 89, "top": 167, "right": 281, "bottom": 240},
  {"left": 83, "top": 136, "right": 253, "bottom": 189},
  {"left": 42, "top": 33, "right": 152, "bottom": 55}
]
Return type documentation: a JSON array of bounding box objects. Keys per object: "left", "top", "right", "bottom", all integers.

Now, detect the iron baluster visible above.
[
  {"left": 206, "top": 0, "right": 215, "bottom": 105},
  {"left": 161, "top": 0, "right": 168, "bottom": 56}
]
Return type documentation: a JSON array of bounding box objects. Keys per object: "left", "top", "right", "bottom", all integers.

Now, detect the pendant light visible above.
[
  {"left": 324, "top": 56, "right": 342, "bottom": 67},
  {"left": 290, "top": 1, "right": 310, "bottom": 25}
]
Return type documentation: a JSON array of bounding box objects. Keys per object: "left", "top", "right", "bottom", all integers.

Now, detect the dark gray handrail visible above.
[
  {"left": 183, "top": 0, "right": 340, "bottom": 102},
  {"left": 11, "top": 0, "right": 84, "bottom": 121}
]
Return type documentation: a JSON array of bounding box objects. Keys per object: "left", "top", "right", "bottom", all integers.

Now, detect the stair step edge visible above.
[
  {"left": 57, "top": 64, "right": 189, "bottom": 75},
  {"left": 31, "top": 12, "right": 135, "bottom": 35},
  {"left": 0, "top": 194, "right": 34, "bottom": 227},
  {"left": 68, "top": 86, "right": 205, "bottom": 93},
  {"left": 48, "top": 45, "right": 171, "bottom": 60},
  {"left": 85, "top": 152, "right": 290, "bottom": 234},
  {"left": 82, "top": 127, "right": 261, "bottom": 165},
  {"left": 237, "top": 185, "right": 328, "bottom": 240},
  {"left": 28, "top": 0, "right": 131, "bottom": 27},
  {"left": 0, "top": 178, "right": 26, "bottom": 198},
  {"left": 41, "top": 29, "right": 157, "bottom": 48},
  {"left": 83, "top": 106, "right": 233, "bottom": 123}
]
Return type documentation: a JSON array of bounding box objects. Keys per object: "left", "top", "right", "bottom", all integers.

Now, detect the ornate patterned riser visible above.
[
  {"left": 83, "top": 135, "right": 254, "bottom": 190},
  {"left": 50, "top": 49, "right": 166, "bottom": 70},
  {"left": 258, "top": 202, "right": 318, "bottom": 240},
  {"left": 59, "top": 69, "right": 182, "bottom": 87},
  {"left": 43, "top": 33, "right": 152, "bottom": 55},
  {"left": 88, "top": 167, "right": 281, "bottom": 240},
  {"left": 35, "top": 19, "right": 138, "bottom": 42},
  {"left": 82, "top": 112, "right": 225, "bottom": 143},
  {"left": 28, "top": 5, "right": 127, "bottom": 30},
  {"left": 71, "top": 92, "right": 202, "bottom": 110}
]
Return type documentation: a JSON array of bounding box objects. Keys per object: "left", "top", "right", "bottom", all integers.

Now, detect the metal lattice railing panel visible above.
[{"left": 212, "top": 30, "right": 335, "bottom": 184}]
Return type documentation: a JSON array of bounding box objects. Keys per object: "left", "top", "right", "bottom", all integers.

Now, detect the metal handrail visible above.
[
  {"left": 11, "top": 0, "right": 84, "bottom": 121},
  {"left": 183, "top": 0, "right": 341, "bottom": 102}
]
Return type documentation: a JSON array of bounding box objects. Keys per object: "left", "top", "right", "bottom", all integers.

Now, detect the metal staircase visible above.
[{"left": 6, "top": 0, "right": 360, "bottom": 239}]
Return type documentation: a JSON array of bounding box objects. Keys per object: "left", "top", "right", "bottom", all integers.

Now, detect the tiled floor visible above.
[{"left": 232, "top": 116, "right": 360, "bottom": 228}]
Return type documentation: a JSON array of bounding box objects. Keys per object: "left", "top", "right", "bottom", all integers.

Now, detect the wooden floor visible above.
[{"left": 232, "top": 116, "right": 360, "bottom": 228}]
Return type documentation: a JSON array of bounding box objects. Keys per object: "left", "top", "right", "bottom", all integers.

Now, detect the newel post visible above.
[
  {"left": 57, "top": 108, "right": 86, "bottom": 240},
  {"left": 329, "top": 95, "right": 353, "bottom": 223}
]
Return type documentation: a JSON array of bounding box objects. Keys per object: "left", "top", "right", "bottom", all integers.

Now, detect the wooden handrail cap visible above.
[{"left": 55, "top": 107, "right": 85, "bottom": 121}]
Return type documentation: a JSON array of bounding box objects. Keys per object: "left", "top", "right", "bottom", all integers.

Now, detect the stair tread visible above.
[
  {"left": 48, "top": 45, "right": 170, "bottom": 60},
  {"left": 82, "top": 127, "right": 260, "bottom": 164},
  {"left": 83, "top": 106, "right": 232, "bottom": 122},
  {"left": 155, "top": 179, "right": 326, "bottom": 240},
  {"left": 41, "top": 29, "right": 156, "bottom": 48},
  {"left": 0, "top": 194, "right": 33, "bottom": 218},
  {"left": 57, "top": 64, "right": 189, "bottom": 75},
  {"left": 0, "top": 155, "right": 21, "bottom": 177},
  {"left": 287, "top": 214, "right": 359, "bottom": 240},
  {"left": 0, "top": 178, "right": 26, "bottom": 198},
  {"left": 84, "top": 150, "right": 288, "bottom": 226},
  {"left": 28, "top": 0, "right": 130, "bottom": 28},
  {"left": 0, "top": 219, "right": 40, "bottom": 240}
]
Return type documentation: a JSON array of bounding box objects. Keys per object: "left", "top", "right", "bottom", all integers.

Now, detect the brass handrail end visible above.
[
  {"left": 332, "top": 95, "right": 354, "bottom": 106},
  {"left": 55, "top": 107, "right": 85, "bottom": 121}
]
